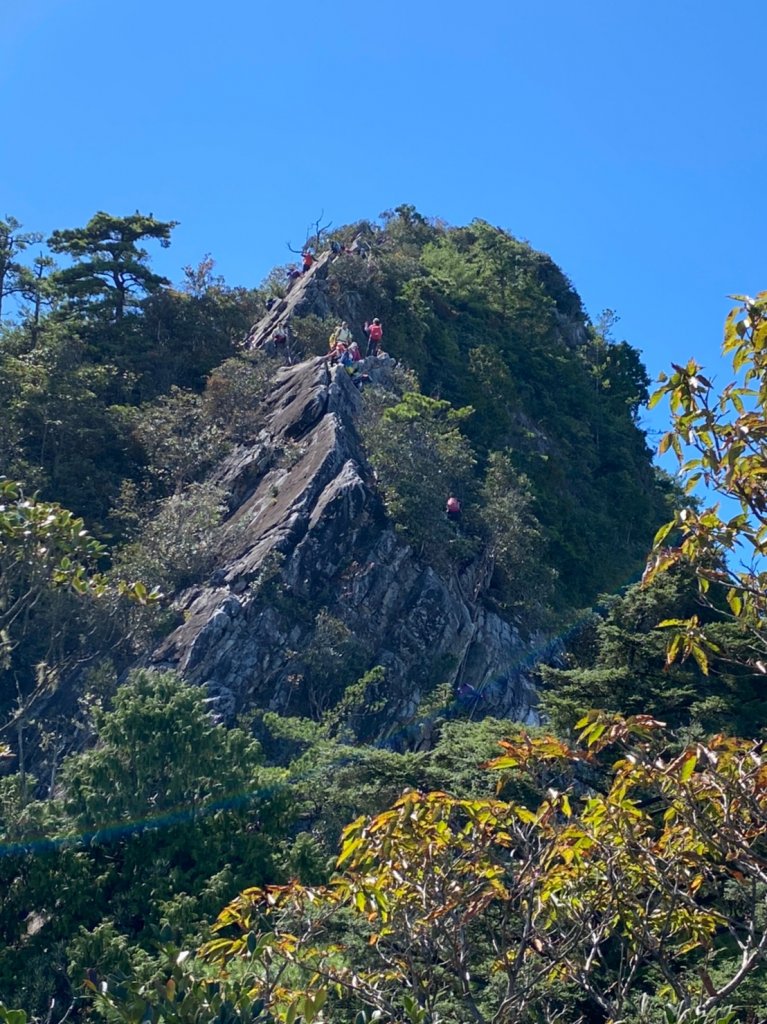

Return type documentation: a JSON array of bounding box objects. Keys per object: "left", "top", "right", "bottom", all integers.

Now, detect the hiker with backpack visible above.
[
  {"left": 328, "top": 321, "right": 352, "bottom": 354},
  {"left": 337, "top": 321, "right": 352, "bottom": 346},
  {"left": 364, "top": 317, "right": 383, "bottom": 357}
]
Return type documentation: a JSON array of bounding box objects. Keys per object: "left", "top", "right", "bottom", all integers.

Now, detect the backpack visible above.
[{"left": 369, "top": 323, "right": 383, "bottom": 342}]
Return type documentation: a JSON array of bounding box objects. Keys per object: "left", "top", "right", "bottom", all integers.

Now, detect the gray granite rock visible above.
[{"left": 151, "top": 351, "right": 541, "bottom": 742}]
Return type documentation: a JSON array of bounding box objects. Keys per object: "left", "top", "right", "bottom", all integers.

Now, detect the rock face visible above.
[
  {"left": 151, "top": 353, "right": 539, "bottom": 742},
  {"left": 246, "top": 241, "right": 370, "bottom": 359}
]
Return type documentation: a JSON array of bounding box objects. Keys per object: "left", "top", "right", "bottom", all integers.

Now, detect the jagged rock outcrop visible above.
[
  {"left": 246, "top": 240, "right": 371, "bottom": 358},
  {"left": 151, "top": 354, "right": 539, "bottom": 742}
]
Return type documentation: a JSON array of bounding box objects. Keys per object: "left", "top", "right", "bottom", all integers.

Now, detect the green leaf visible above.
[
  {"left": 680, "top": 753, "right": 697, "bottom": 782},
  {"left": 691, "top": 644, "right": 709, "bottom": 675},
  {"left": 652, "top": 519, "right": 675, "bottom": 547}
]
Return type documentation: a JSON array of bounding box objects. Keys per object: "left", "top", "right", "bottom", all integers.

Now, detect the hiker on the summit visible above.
[
  {"left": 301, "top": 250, "right": 315, "bottom": 273},
  {"left": 349, "top": 340, "right": 362, "bottom": 362},
  {"left": 328, "top": 321, "right": 352, "bottom": 353},
  {"left": 364, "top": 317, "right": 383, "bottom": 357},
  {"left": 337, "top": 320, "right": 352, "bottom": 345}
]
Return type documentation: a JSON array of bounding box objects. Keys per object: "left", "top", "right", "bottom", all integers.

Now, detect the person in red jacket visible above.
[
  {"left": 301, "top": 250, "right": 315, "bottom": 273},
  {"left": 364, "top": 317, "right": 383, "bottom": 356},
  {"left": 446, "top": 496, "right": 462, "bottom": 524}
]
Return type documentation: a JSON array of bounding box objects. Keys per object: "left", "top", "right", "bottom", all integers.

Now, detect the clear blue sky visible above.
[{"left": 2, "top": 0, "right": 765, "bottom": 438}]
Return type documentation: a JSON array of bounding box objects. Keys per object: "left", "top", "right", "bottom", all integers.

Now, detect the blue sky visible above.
[{"left": 2, "top": 0, "right": 765, "bottom": 440}]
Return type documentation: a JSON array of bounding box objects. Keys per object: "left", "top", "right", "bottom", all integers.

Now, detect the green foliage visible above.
[
  {"left": 0, "top": 321, "right": 139, "bottom": 523},
  {"left": 48, "top": 211, "right": 177, "bottom": 321},
  {"left": 0, "top": 479, "right": 114, "bottom": 724},
  {"left": 258, "top": 713, "right": 538, "bottom": 872},
  {"left": 0, "top": 207, "right": 710, "bottom": 1021},
  {"left": 203, "top": 351, "right": 280, "bottom": 442},
  {"left": 62, "top": 670, "right": 267, "bottom": 829},
  {"left": 299, "top": 611, "right": 367, "bottom": 720},
  {"left": 0, "top": 1006, "right": 27, "bottom": 1024},
  {"left": 0, "top": 216, "right": 42, "bottom": 321},
  {"left": 646, "top": 291, "right": 767, "bottom": 680},
  {"left": 155, "top": 718, "right": 767, "bottom": 1024},
  {"left": 91, "top": 943, "right": 271, "bottom": 1024},
  {"left": 541, "top": 571, "right": 767, "bottom": 737},
  {"left": 0, "top": 671, "right": 290, "bottom": 1016},
  {"left": 362, "top": 391, "right": 478, "bottom": 562},
  {"left": 320, "top": 211, "right": 675, "bottom": 608},
  {"left": 479, "top": 450, "right": 555, "bottom": 620},
  {"left": 0, "top": 215, "right": 260, "bottom": 547},
  {"left": 289, "top": 312, "right": 333, "bottom": 356},
  {"left": 124, "top": 387, "right": 229, "bottom": 497},
  {"left": 114, "top": 483, "right": 228, "bottom": 593},
  {"left": 138, "top": 273, "right": 262, "bottom": 399}
]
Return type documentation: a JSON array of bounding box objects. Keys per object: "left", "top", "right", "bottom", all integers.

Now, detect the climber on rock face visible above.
[
  {"left": 272, "top": 329, "right": 292, "bottom": 365},
  {"left": 301, "top": 250, "right": 315, "bottom": 273},
  {"left": 364, "top": 317, "right": 383, "bottom": 357},
  {"left": 446, "top": 496, "right": 462, "bottom": 524}
]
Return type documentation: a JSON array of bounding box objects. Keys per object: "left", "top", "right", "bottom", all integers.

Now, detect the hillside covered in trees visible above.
[{"left": 2, "top": 207, "right": 766, "bottom": 1023}]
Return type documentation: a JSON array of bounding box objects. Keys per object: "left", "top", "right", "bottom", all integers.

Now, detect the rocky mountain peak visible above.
[{"left": 151, "top": 349, "right": 538, "bottom": 742}]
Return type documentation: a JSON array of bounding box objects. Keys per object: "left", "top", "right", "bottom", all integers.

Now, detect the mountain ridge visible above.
[{"left": 150, "top": 354, "right": 539, "bottom": 741}]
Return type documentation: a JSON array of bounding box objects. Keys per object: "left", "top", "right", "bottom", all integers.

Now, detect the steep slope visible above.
[
  {"left": 151, "top": 354, "right": 537, "bottom": 741},
  {"left": 145, "top": 213, "right": 675, "bottom": 741}
]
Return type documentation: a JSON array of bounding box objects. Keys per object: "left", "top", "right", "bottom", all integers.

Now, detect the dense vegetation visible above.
[
  {"left": 2, "top": 208, "right": 765, "bottom": 1022},
  {"left": 322, "top": 208, "right": 675, "bottom": 606}
]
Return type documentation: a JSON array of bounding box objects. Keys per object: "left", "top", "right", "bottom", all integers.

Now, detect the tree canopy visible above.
[{"left": 48, "top": 211, "right": 177, "bottom": 321}]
